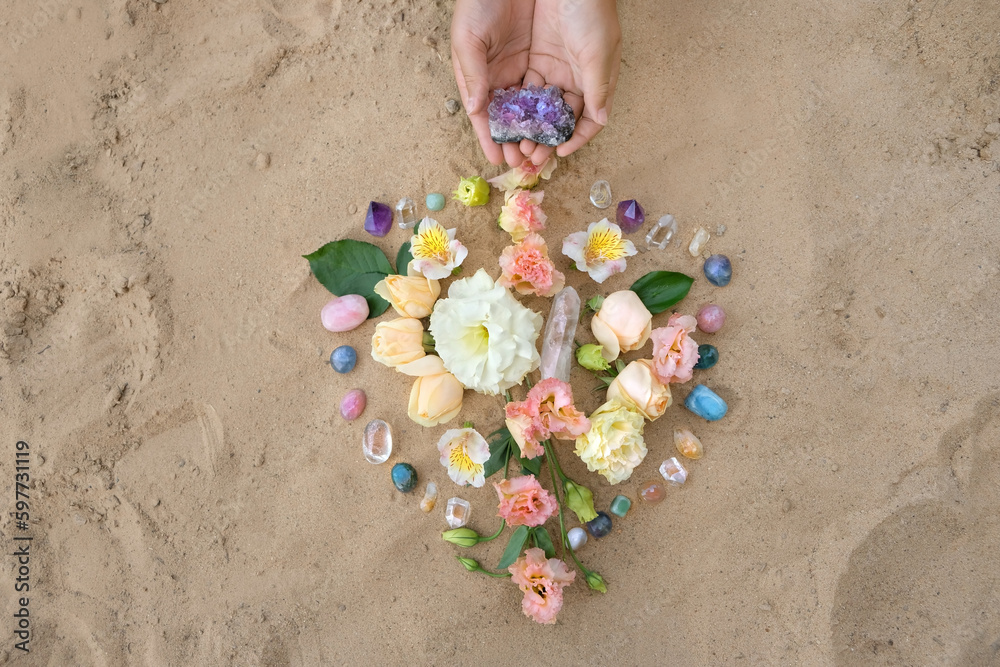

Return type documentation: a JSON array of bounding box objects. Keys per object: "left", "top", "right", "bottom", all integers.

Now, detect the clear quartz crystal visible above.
[
  {"left": 589, "top": 180, "right": 612, "bottom": 209},
  {"left": 688, "top": 227, "right": 710, "bottom": 256},
  {"left": 362, "top": 419, "right": 392, "bottom": 464},
  {"left": 539, "top": 287, "right": 581, "bottom": 383},
  {"left": 445, "top": 497, "right": 471, "bottom": 528},
  {"left": 659, "top": 456, "right": 688, "bottom": 485},
  {"left": 645, "top": 214, "right": 678, "bottom": 250},
  {"left": 396, "top": 197, "right": 417, "bottom": 229},
  {"left": 420, "top": 482, "right": 438, "bottom": 513}
]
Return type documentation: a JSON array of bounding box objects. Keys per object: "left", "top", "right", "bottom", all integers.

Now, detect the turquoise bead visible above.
[
  {"left": 426, "top": 193, "right": 446, "bottom": 211},
  {"left": 684, "top": 384, "right": 728, "bottom": 421},
  {"left": 391, "top": 463, "right": 418, "bottom": 493},
  {"left": 609, "top": 494, "right": 631, "bottom": 518}
]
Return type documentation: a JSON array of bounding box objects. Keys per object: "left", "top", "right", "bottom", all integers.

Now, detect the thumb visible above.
[
  {"left": 581, "top": 56, "right": 615, "bottom": 126},
  {"left": 453, "top": 38, "right": 491, "bottom": 115}
]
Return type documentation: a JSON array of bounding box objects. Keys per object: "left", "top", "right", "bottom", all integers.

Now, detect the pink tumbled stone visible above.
[
  {"left": 321, "top": 295, "right": 370, "bottom": 333},
  {"left": 696, "top": 304, "right": 726, "bottom": 333},
  {"left": 340, "top": 389, "right": 367, "bottom": 421}
]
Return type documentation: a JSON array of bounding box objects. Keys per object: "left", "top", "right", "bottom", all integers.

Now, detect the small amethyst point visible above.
[
  {"left": 616, "top": 199, "right": 645, "bottom": 233},
  {"left": 364, "top": 201, "right": 393, "bottom": 237},
  {"left": 488, "top": 84, "right": 576, "bottom": 147}
]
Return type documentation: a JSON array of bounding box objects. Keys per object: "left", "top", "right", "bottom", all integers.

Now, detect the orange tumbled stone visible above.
[{"left": 638, "top": 480, "right": 665, "bottom": 504}]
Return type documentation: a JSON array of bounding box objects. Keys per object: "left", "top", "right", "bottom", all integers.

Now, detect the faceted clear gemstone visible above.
[
  {"left": 645, "top": 214, "right": 678, "bottom": 250},
  {"left": 567, "top": 526, "right": 588, "bottom": 550},
  {"left": 362, "top": 419, "right": 392, "bottom": 464},
  {"left": 396, "top": 197, "right": 418, "bottom": 229},
  {"left": 445, "top": 497, "right": 471, "bottom": 528},
  {"left": 364, "top": 201, "right": 393, "bottom": 237},
  {"left": 616, "top": 199, "right": 645, "bottom": 233},
  {"left": 688, "top": 227, "right": 710, "bottom": 256},
  {"left": 659, "top": 456, "right": 688, "bottom": 485},
  {"left": 539, "top": 286, "right": 581, "bottom": 383},
  {"left": 420, "top": 482, "right": 438, "bottom": 512},
  {"left": 589, "top": 180, "right": 612, "bottom": 208},
  {"left": 638, "top": 480, "right": 665, "bottom": 503},
  {"left": 609, "top": 494, "right": 631, "bottom": 518},
  {"left": 673, "top": 428, "right": 704, "bottom": 459}
]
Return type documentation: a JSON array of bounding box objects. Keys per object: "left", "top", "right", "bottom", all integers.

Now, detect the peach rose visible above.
[
  {"left": 494, "top": 475, "right": 557, "bottom": 527},
  {"left": 591, "top": 291, "right": 652, "bottom": 361},
  {"left": 373, "top": 274, "right": 441, "bottom": 319},
  {"left": 370, "top": 317, "right": 425, "bottom": 368},
  {"left": 400, "top": 355, "right": 464, "bottom": 427},
  {"left": 650, "top": 314, "right": 699, "bottom": 384},
  {"left": 508, "top": 547, "right": 575, "bottom": 625},
  {"left": 606, "top": 359, "right": 673, "bottom": 421}
]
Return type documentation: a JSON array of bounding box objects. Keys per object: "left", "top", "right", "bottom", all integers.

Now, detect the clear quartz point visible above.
[
  {"left": 659, "top": 456, "right": 688, "bottom": 485},
  {"left": 645, "top": 214, "right": 678, "bottom": 250},
  {"left": 396, "top": 197, "right": 417, "bottom": 229},
  {"left": 589, "top": 180, "right": 612, "bottom": 209},
  {"left": 445, "top": 497, "right": 471, "bottom": 528},
  {"left": 539, "top": 286, "right": 581, "bottom": 383},
  {"left": 688, "top": 227, "right": 710, "bottom": 256},
  {"left": 362, "top": 419, "right": 392, "bottom": 464}
]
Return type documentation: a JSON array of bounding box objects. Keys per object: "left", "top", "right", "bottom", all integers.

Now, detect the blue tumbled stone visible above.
[
  {"left": 586, "top": 511, "right": 613, "bottom": 538},
  {"left": 391, "top": 463, "right": 418, "bottom": 493},
  {"left": 694, "top": 344, "right": 719, "bottom": 370},
  {"left": 684, "top": 384, "right": 728, "bottom": 421},
  {"left": 330, "top": 345, "right": 357, "bottom": 373},
  {"left": 703, "top": 254, "right": 732, "bottom": 287}
]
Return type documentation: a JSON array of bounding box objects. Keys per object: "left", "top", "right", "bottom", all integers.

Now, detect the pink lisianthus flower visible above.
[
  {"left": 650, "top": 314, "right": 700, "bottom": 384},
  {"left": 488, "top": 157, "right": 558, "bottom": 193},
  {"left": 494, "top": 475, "right": 558, "bottom": 527},
  {"left": 498, "top": 234, "right": 565, "bottom": 298},
  {"left": 505, "top": 378, "right": 590, "bottom": 459},
  {"left": 498, "top": 190, "right": 547, "bottom": 242},
  {"left": 508, "top": 547, "right": 575, "bottom": 625}
]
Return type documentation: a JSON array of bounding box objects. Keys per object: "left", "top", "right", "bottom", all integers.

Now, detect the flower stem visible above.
[
  {"left": 478, "top": 519, "right": 506, "bottom": 543},
  {"left": 476, "top": 568, "right": 513, "bottom": 578},
  {"left": 543, "top": 441, "right": 568, "bottom": 558}
]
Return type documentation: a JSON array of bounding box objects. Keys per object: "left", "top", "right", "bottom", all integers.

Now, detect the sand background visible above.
[{"left": 2, "top": 0, "right": 1000, "bottom": 664}]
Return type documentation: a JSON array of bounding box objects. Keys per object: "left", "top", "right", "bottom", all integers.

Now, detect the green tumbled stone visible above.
[
  {"left": 609, "top": 494, "right": 631, "bottom": 518},
  {"left": 426, "top": 192, "right": 446, "bottom": 211}
]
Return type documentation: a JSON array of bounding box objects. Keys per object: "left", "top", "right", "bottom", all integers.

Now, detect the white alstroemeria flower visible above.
[
  {"left": 561, "top": 218, "right": 637, "bottom": 283},
  {"left": 437, "top": 427, "right": 490, "bottom": 487},
  {"left": 409, "top": 217, "right": 468, "bottom": 280}
]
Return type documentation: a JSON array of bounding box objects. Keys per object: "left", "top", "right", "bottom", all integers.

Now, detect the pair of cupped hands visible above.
[{"left": 451, "top": 0, "right": 621, "bottom": 167}]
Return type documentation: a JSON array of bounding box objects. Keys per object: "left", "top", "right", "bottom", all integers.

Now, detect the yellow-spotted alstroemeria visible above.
[
  {"left": 437, "top": 427, "right": 490, "bottom": 487},
  {"left": 409, "top": 217, "right": 468, "bottom": 280},
  {"left": 561, "top": 218, "right": 637, "bottom": 284}
]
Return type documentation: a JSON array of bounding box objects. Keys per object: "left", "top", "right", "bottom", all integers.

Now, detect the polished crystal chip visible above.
[
  {"left": 364, "top": 201, "right": 393, "bottom": 237},
  {"left": 688, "top": 227, "right": 710, "bottom": 256},
  {"left": 659, "top": 456, "right": 688, "bottom": 485},
  {"left": 673, "top": 428, "right": 704, "bottom": 459},
  {"left": 589, "top": 180, "right": 612, "bottom": 208},
  {"left": 362, "top": 419, "right": 392, "bottom": 464},
  {"left": 396, "top": 197, "right": 418, "bottom": 229},
  {"left": 445, "top": 497, "right": 471, "bottom": 528},
  {"left": 420, "top": 482, "right": 438, "bottom": 513},
  {"left": 645, "top": 214, "right": 678, "bottom": 250}
]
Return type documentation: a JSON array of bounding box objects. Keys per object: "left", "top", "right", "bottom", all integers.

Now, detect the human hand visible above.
[
  {"left": 451, "top": 0, "right": 536, "bottom": 166},
  {"left": 520, "top": 0, "right": 621, "bottom": 165}
]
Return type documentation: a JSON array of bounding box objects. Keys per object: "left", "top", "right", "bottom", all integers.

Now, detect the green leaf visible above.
[
  {"left": 484, "top": 428, "right": 515, "bottom": 479},
  {"left": 519, "top": 454, "right": 541, "bottom": 477},
  {"left": 395, "top": 241, "right": 413, "bottom": 276},
  {"left": 303, "top": 240, "right": 394, "bottom": 318},
  {"left": 531, "top": 526, "right": 555, "bottom": 558},
  {"left": 497, "top": 525, "right": 529, "bottom": 569},
  {"left": 630, "top": 270, "right": 694, "bottom": 314}
]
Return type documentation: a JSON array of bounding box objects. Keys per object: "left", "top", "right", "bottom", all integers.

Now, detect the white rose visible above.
[{"left": 429, "top": 269, "right": 542, "bottom": 395}]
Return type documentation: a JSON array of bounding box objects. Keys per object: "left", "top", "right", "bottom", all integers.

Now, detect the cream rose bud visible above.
[
  {"left": 590, "top": 290, "right": 652, "bottom": 361},
  {"left": 370, "top": 318, "right": 425, "bottom": 368},
  {"left": 606, "top": 359, "right": 672, "bottom": 421},
  {"left": 408, "top": 372, "right": 464, "bottom": 427},
  {"left": 373, "top": 274, "right": 441, "bottom": 319}
]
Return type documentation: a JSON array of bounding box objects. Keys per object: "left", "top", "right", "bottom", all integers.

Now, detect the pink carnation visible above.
[
  {"left": 498, "top": 233, "right": 565, "bottom": 298},
  {"left": 498, "top": 190, "right": 547, "bottom": 242},
  {"left": 508, "top": 547, "right": 575, "bottom": 625},
  {"left": 505, "top": 378, "right": 590, "bottom": 459},
  {"left": 495, "top": 475, "right": 558, "bottom": 527},
  {"left": 650, "top": 313, "right": 700, "bottom": 384}
]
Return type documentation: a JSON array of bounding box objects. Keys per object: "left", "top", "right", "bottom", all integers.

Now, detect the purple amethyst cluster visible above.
[{"left": 488, "top": 84, "right": 576, "bottom": 147}]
